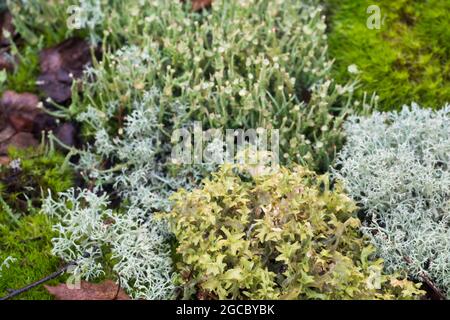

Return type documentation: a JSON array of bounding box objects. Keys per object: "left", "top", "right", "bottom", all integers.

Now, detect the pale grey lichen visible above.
[
  {"left": 334, "top": 104, "right": 450, "bottom": 297},
  {"left": 0, "top": 256, "right": 16, "bottom": 278},
  {"left": 42, "top": 42, "right": 215, "bottom": 299},
  {"left": 43, "top": 87, "right": 209, "bottom": 300}
]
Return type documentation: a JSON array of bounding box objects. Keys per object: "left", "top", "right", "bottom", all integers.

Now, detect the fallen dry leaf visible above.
[
  {"left": 0, "top": 132, "right": 39, "bottom": 154},
  {"left": 54, "top": 122, "right": 77, "bottom": 147},
  {"left": 31, "top": 113, "right": 57, "bottom": 137},
  {"left": 1, "top": 90, "right": 39, "bottom": 110},
  {"left": 0, "top": 90, "right": 78, "bottom": 153},
  {"left": 37, "top": 37, "right": 96, "bottom": 103},
  {"left": 0, "top": 125, "right": 15, "bottom": 144},
  {"left": 0, "top": 47, "right": 15, "bottom": 72},
  {"left": 0, "top": 10, "right": 15, "bottom": 47},
  {"left": 45, "top": 280, "right": 131, "bottom": 300},
  {"left": 0, "top": 155, "right": 10, "bottom": 165},
  {"left": 181, "top": 0, "right": 213, "bottom": 12},
  {"left": 1, "top": 90, "right": 41, "bottom": 132}
]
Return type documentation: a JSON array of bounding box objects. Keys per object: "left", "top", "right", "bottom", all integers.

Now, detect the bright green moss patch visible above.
[
  {"left": 327, "top": 0, "right": 450, "bottom": 110},
  {"left": 0, "top": 211, "right": 62, "bottom": 300},
  {"left": 4, "top": 42, "right": 41, "bottom": 94},
  {"left": 0, "top": 148, "right": 74, "bottom": 300},
  {"left": 0, "top": 147, "right": 74, "bottom": 214}
]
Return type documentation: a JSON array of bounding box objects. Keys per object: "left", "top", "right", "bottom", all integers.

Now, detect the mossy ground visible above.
[
  {"left": 327, "top": 0, "right": 450, "bottom": 110},
  {"left": 2, "top": 42, "right": 41, "bottom": 94},
  {"left": 0, "top": 148, "right": 74, "bottom": 300},
  {"left": 0, "top": 209, "right": 117, "bottom": 300},
  {"left": 0, "top": 3, "right": 66, "bottom": 299},
  {"left": 0, "top": 148, "right": 74, "bottom": 213},
  {"left": 0, "top": 2, "right": 97, "bottom": 299},
  {"left": 0, "top": 211, "right": 62, "bottom": 300},
  {"left": 0, "top": 147, "right": 119, "bottom": 299}
]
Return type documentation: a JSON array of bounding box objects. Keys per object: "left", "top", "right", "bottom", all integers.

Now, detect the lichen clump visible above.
[{"left": 335, "top": 104, "right": 450, "bottom": 298}]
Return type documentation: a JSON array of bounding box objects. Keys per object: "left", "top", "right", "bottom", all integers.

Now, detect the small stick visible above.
[
  {"left": 112, "top": 271, "right": 122, "bottom": 300},
  {"left": 418, "top": 272, "right": 446, "bottom": 300},
  {"left": 403, "top": 255, "right": 446, "bottom": 300}
]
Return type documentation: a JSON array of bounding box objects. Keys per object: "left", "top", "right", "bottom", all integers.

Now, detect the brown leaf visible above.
[
  {"left": 0, "top": 132, "right": 39, "bottom": 154},
  {"left": 181, "top": 0, "right": 213, "bottom": 12},
  {"left": 0, "top": 91, "right": 78, "bottom": 153},
  {"left": 31, "top": 113, "right": 58, "bottom": 138},
  {"left": 45, "top": 280, "right": 131, "bottom": 300},
  {"left": 0, "top": 125, "right": 15, "bottom": 144},
  {"left": 37, "top": 37, "right": 96, "bottom": 103},
  {"left": 0, "top": 90, "right": 41, "bottom": 132},
  {"left": 1, "top": 90, "right": 39, "bottom": 110},
  {"left": 0, "top": 47, "right": 15, "bottom": 72},
  {"left": 0, "top": 11, "right": 15, "bottom": 47},
  {"left": 0, "top": 155, "right": 10, "bottom": 165},
  {"left": 54, "top": 122, "right": 77, "bottom": 147}
]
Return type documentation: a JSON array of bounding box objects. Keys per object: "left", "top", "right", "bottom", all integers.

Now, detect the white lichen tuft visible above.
[
  {"left": 68, "top": 0, "right": 104, "bottom": 43},
  {"left": 334, "top": 104, "right": 450, "bottom": 297},
  {"left": 0, "top": 256, "right": 16, "bottom": 278},
  {"left": 43, "top": 189, "right": 174, "bottom": 299}
]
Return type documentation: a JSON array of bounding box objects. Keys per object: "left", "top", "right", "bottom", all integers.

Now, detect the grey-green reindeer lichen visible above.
[
  {"left": 334, "top": 104, "right": 450, "bottom": 297},
  {"left": 43, "top": 87, "right": 210, "bottom": 299}
]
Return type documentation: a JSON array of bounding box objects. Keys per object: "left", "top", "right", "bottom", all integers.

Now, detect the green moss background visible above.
[
  {"left": 327, "top": 0, "right": 450, "bottom": 110},
  {"left": 0, "top": 149, "right": 74, "bottom": 300},
  {"left": 4, "top": 43, "right": 41, "bottom": 94},
  {"left": 0, "top": 148, "right": 74, "bottom": 214},
  {"left": 0, "top": 212, "right": 61, "bottom": 300}
]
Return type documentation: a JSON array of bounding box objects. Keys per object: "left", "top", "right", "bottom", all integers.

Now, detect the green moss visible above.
[
  {"left": 0, "top": 208, "right": 120, "bottom": 300},
  {"left": 0, "top": 147, "right": 75, "bottom": 299},
  {"left": 327, "top": 0, "right": 450, "bottom": 110},
  {"left": 0, "top": 212, "right": 64, "bottom": 300},
  {"left": 0, "top": 148, "right": 72, "bottom": 296},
  {"left": 0, "top": 147, "right": 74, "bottom": 214},
  {"left": 4, "top": 43, "right": 41, "bottom": 94}
]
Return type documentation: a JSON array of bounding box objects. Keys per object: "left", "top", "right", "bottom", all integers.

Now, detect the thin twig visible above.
[
  {"left": 403, "top": 255, "right": 446, "bottom": 300},
  {"left": 0, "top": 261, "right": 77, "bottom": 301},
  {"left": 418, "top": 272, "right": 446, "bottom": 300},
  {"left": 113, "top": 271, "right": 121, "bottom": 300}
]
